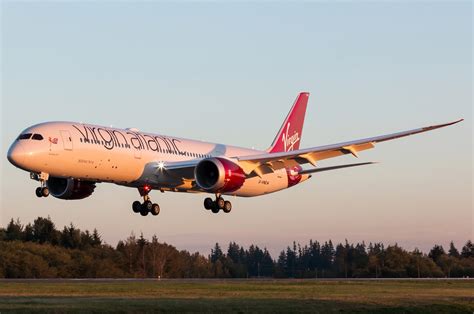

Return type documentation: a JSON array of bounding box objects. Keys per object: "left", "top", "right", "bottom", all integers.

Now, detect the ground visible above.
[{"left": 0, "top": 279, "right": 472, "bottom": 313}]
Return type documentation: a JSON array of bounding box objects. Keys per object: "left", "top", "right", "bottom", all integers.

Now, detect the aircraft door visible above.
[{"left": 60, "top": 130, "right": 73, "bottom": 151}]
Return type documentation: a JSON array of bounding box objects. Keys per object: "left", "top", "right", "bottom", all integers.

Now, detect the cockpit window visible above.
[
  {"left": 18, "top": 133, "right": 32, "bottom": 140},
  {"left": 32, "top": 134, "right": 44, "bottom": 141}
]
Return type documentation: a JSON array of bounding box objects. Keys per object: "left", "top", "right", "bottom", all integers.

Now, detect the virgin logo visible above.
[
  {"left": 49, "top": 137, "right": 58, "bottom": 144},
  {"left": 281, "top": 122, "right": 300, "bottom": 152}
]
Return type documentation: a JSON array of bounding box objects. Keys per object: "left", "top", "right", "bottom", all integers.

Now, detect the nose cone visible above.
[{"left": 7, "top": 142, "right": 27, "bottom": 169}]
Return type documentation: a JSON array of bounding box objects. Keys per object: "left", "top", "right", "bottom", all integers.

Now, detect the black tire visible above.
[
  {"left": 143, "top": 201, "right": 153, "bottom": 211},
  {"left": 35, "top": 187, "right": 43, "bottom": 198},
  {"left": 204, "top": 198, "right": 214, "bottom": 210},
  {"left": 223, "top": 201, "right": 232, "bottom": 213},
  {"left": 41, "top": 187, "right": 50, "bottom": 197},
  {"left": 151, "top": 203, "right": 160, "bottom": 216},
  {"left": 140, "top": 209, "right": 149, "bottom": 216},
  {"left": 216, "top": 197, "right": 225, "bottom": 209},
  {"left": 132, "top": 201, "right": 141, "bottom": 213},
  {"left": 211, "top": 206, "right": 220, "bottom": 214}
]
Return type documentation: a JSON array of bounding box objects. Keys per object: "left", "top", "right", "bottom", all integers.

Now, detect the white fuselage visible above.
[{"left": 8, "top": 122, "right": 308, "bottom": 197}]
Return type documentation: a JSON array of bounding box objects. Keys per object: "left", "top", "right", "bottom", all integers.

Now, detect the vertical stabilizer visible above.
[{"left": 267, "top": 92, "right": 309, "bottom": 153}]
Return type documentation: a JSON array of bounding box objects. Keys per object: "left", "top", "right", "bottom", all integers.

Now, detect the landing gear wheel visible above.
[
  {"left": 223, "top": 201, "right": 232, "bottom": 213},
  {"left": 140, "top": 209, "right": 149, "bottom": 216},
  {"left": 216, "top": 197, "right": 225, "bottom": 209},
  {"left": 143, "top": 200, "right": 153, "bottom": 211},
  {"left": 151, "top": 203, "right": 160, "bottom": 216},
  {"left": 35, "top": 187, "right": 49, "bottom": 198},
  {"left": 204, "top": 198, "right": 214, "bottom": 210},
  {"left": 132, "top": 201, "right": 141, "bottom": 213},
  {"left": 211, "top": 206, "right": 220, "bottom": 214},
  {"left": 41, "top": 187, "right": 49, "bottom": 197}
]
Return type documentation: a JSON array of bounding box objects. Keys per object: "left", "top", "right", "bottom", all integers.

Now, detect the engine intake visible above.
[
  {"left": 46, "top": 177, "right": 96, "bottom": 200},
  {"left": 195, "top": 158, "right": 245, "bottom": 193}
]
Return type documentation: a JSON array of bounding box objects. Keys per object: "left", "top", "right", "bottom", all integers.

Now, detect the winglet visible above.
[{"left": 422, "top": 118, "right": 464, "bottom": 131}]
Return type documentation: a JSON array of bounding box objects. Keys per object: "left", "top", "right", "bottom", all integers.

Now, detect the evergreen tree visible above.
[
  {"left": 24, "top": 224, "right": 34, "bottom": 242},
  {"left": 210, "top": 243, "right": 223, "bottom": 263},
  {"left": 137, "top": 233, "right": 148, "bottom": 277},
  {"left": 227, "top": 242, "right": 241, "bottom": 263},
  {"left": 429, "top": 245, "right": 446, "bottom": 262},
  {"left": 309, "top": 240, "right": 321, "bottom": 276},
  {"left": 320, "top": 241, "right": 335, "bottom": 274},
  {"left": 285, "top": 245, "right": 297, "bottom": 277},
  {"left": 5, "top": 218, "right": 23, "bottom": 241},
  {"left": 448, "top": 241, "right": 460, "bottom": 258},
  {"left": 60, "top": 223, "right": 82, "bottom": 249},
  {"left": 91, "top": 229, "right": 102, "bottom": 246},
  {"left": 275, "top": 250, "right": 287, "bottom": 278},
  {"left": 353, "top": 242, "right": 369, "bottom": 277},
  {"left": 461, "top": 240, "right": 473, "bottom": 258},
  {"left": 80, "top": 230, "right": 93, "bottom": 249},
  {"left": 334, "top": 243, "right": 347, "bottom": 278},
  {"left": 261, "top": 248, "right": 274, "bottom": 277}
]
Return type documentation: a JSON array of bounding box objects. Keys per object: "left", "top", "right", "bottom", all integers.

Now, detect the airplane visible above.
[{"left": 7, "top": 92, "right": 463, "bottom": 217}]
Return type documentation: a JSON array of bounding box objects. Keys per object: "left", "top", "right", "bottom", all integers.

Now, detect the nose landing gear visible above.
[
  {"left": 204, "top": 194, "right": 232, "bottom": 214},
  {"left": 132, "top": 187, "right": 160, "bottom": 217},
  {"left": 32, "top": 172, "right": 50, "bottom": 198}
]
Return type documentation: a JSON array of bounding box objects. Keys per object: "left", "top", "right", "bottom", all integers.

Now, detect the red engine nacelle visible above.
[
  {"left": 46, "top": 177, "right": 96, "bottom": 200},
  {"left": 195, "top": 158, "right": 246, "bottom": 193}
]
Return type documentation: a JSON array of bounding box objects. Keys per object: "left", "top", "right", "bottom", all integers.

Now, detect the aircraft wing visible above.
[
  {"left": 235, "top": 119, "right": 463, "bottom": 175},
  {"left": 153, "top": 119, "right": 462, "bottom": 182}
]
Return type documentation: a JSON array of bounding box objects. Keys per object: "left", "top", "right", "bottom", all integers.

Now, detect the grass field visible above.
[{"left": 0, "top": 279, "right": 472, "bottom": 313}]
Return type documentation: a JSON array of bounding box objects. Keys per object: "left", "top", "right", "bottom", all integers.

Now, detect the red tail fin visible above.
[{"left": 267, "top": 92, "right": 309, "bottom": 153}]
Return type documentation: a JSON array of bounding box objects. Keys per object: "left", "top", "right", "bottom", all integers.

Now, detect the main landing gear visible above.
[
  {"left": 132, "top": 185, "right": 160, "bottom": 216},
  {"left": 204, "top": 194, "right": 232, "bottom": 214},
  {"left": 132, "top": 186, "right": 160, "bottom": 216},
  {"left": 132, "top": 189, "right": 160, "bottom": 217}
]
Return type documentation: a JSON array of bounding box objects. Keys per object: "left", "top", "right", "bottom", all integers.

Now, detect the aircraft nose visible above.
[{"left": 7, "top": 141, "right": 27, "bottom": 168}]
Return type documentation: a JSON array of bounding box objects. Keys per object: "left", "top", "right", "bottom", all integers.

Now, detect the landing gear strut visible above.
[
  {"left": 204, "top": 194, "right": 232, "bottom": 214},
  {"left": 132, "top": 188, "right": 160, "bottom": 217}
]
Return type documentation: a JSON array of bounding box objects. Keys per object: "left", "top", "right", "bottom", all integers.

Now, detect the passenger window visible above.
[{"left": 18, "top": 133, "right": 32, "bottom": 140}]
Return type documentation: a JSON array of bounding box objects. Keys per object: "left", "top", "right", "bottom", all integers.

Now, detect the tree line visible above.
[{"left": 0, "top": 217, "right": 473, "bottom": 278}]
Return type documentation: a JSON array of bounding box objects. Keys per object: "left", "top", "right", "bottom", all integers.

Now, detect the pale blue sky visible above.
[{"left": 1, "top": 2, "right": 472, "bottom": 255}]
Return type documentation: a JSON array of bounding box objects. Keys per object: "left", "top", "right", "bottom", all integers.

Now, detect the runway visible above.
[{"left": 1, "top": 277, "right": 472, "bottom": 283}]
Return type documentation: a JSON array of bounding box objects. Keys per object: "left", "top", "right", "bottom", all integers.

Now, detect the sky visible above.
[{"left": 1, "top": 1, "right": 472, "bottom": 257}]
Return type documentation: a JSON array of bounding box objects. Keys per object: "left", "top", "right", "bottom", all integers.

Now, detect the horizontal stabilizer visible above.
[{"left": 299, "top": 162, "right": 377, "bottom": 175}]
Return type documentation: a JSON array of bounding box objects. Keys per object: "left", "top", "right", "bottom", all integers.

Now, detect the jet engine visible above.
[
  {"left": 195, "top": 158, "right": 246, "bottom": 193},
  {"left": 46, "top": 177, "right": 96, "bottom": 200}
]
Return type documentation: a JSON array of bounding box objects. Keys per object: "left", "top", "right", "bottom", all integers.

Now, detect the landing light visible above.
[{"left": 158, "top": 161, "right": 165, "bottom": 170}]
